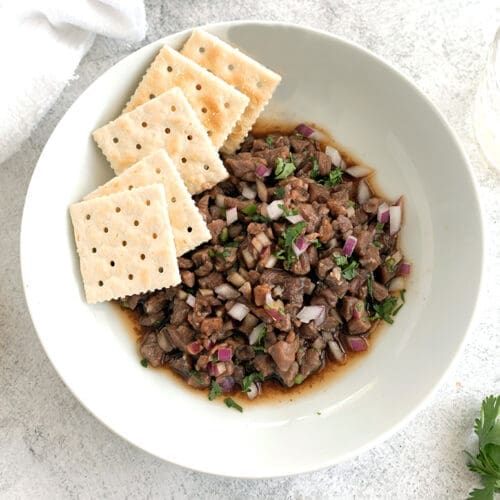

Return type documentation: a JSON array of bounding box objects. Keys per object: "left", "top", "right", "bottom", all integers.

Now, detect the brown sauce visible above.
[{"left": 113, "top": 122, "right": 398, "bottom": 406}]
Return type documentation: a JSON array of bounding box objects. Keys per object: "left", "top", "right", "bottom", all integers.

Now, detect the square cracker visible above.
[
  {"left": 122, "top": 46, "right": 249, "bottom": 151},
  {"left": 85, "top": 150, "right": 211, "bottom": 257},
  {"left": 92, "top": 87, "right": 228, "bottom": 194},
  {"left": 70, "top": 184, "right": 180, "bottom": 304},
  {"left": 181, "top": 29, "right": 281, "bottom": 154}
]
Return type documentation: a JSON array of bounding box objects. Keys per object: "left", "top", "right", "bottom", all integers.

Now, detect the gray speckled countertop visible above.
[{"left": 1, "top": 1, "right": 499, "bottom": 498}]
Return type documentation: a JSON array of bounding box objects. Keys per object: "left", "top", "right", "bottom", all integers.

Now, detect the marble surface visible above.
[{"left": 1, "top": 1, "right": 499, "bottom": 498}]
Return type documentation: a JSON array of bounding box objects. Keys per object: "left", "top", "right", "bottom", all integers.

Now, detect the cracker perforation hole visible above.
[
  {"left": 152, "top": 233, "right": 158, "bottom": 239},
  {"left": 167, "top": 66, "right": 173, "bottom": 72},
  {"left": 158, "top": 267, "right": 164, "bottom": 273},
  {"left": 171, "top": 196, "right": 176, "bottom": 203},
  {"left": 136, "top": 144, "right": 142, "bottom": 150},
  {"left": 115, "top": 207, "right": 121, "bottom": 213},
  {"left": 134, "top": 220, "right": 139, "bottom": 226},
  {"left": 171, "top": 105, "right": 176, "bottom": 112},
  {"left": 110, "top": 261, "right": 115, "bottom": 267},
  {"left": 86, "top": 214, "right": 91, "bottom": 220},
  {"left": 149, "top": 93, "right": 155, "bottom": 99},
  {"left": 201, "top": 107, "right": 207, "bottom": 113},
  {"left": 155, "top": 168, "right": 161, "bottom": 174},
  {"left": 198, "top": 47, "right": 205, "bottom": 53},
  {"left": 207, "top": 130, "right": 212, "bottom": 136},
  {"left": 142, "top": 122, "right": 148, "bottom": 128},
  {"left": 187, "top": 226, "right": 193, "bottom": 233},
  {"left": 104, "top": 227, "right": 108, "bottom": 233},
  {"left": 128, "top": 185, "right": 134, "bottom": 190},
  {"left": 140, "top": 253, "right": 145, "bottom": 260},
  {"left": 122, "top": 240, "right": 127, "bottom": 246},
  {"left": 203, "top": 165, "right": 210, "bottom": 171},
  {"left": 98, "top": 280, "right": 103, "bottom": 287},
  {"left": 165, "top": 127, "right": 171, "bottom": 134},
  {"left": 128, "top": 274, "right": 134, "bottom": 280},
  {"left": 257, "top": 81, "right": 263, "bottom": 88},
  {"left": 146, "top": 200, "right": 151, "bottom": 206},
  {"left": 181, "top": 157, "right": 187, "bottom": 163},
  {"left": 228, "top": 64, "right": 234, "bottom": 71},
  {"left": 196, "top": 84, "right": 202, "bottom": 90},
  {"left": 92, "top": 247, "right": 97, "bottom": 253},
  {"left": 187, "top": 134, "right": 193, "bottom": 141},
  {"left": 224, "top": 102, "right": 230, "bottom": 109},
  {"left": 113, "top": 137, "right": 119, "bottom": 143}
]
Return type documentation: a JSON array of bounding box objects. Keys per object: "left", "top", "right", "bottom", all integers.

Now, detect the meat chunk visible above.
[
  {"left": 347, "top": 316, "right": 371, "bottom": 334},
  {"left": 290, "top": 251, "right": 311, "bottom": 276},
  {"left": 340, "top": 296, "right": 360, "bottom": 321},
  {"left": 140, "top": 333, "right": 164, "bottom": 368},
  {"left": 253, "top": 284, "right": 271, "bottom": 306},
  {"left": 200, "top": 317, "right": 223, "bottom": 337},
  {"left": 142, "top": 290, "right": 172, "bottom": 315},
  {"left": 363, "top": 197, "right": 382, "bottom": 214},
  {"left": 177, "top": 257, "right": 193, "bottom": 269},
  {"left": 268, "top": 339, "right": 298, "bottom": 372},
  {"left": 181, "top": 270, "right": 195, "bottom": 288},
  {"left": 372, "top": 281, "right": 389, "bottom": 302},
  {"left": 299, "top": 321, "right": 319, "bottom": 340},
  {"left": 207, "top": 219, "right": 226, "bottom": 244},
  {"left": 308, "top": 182, "right": 330, "bottom": 203},
  {"left": 275, "top": 361, "right": 299, "bottom": 387},
  {"left": 259, "top": 269, "right": 304, "bottom": 306},
  {"left": 316, "top": 257, "right": 335, "bottom": 280},
  {"left": 354, "top": 229, "right": 373, "bottom": 256},
  {"left": 235, "top": 345, "right": 255, "bottom": 361},
  {"left": 314, "top": 151, "right": 332, "bottom": 176},
  {"left": 192, "top": 249, "right": 213, "bottom": 277},
  {"left": 359, "top": 245, "right": 381, "bottom": 271},
  {"left": 318, "top": 218, "right": 334, "bottom": 243},
  {"left": 333, "top": 215, "right": 353, "bottom": 235},
  {"left": 299, "top": 203, "right": 321, "bottom": 232},
  {"left": 198, "top": 272, "right": 224, "bottom": 289},
  {"left": 168, "top": 356, "right": 192, "bottom": 378},
  {"left": 197, "top": 194, "right": 211, "bottom": 222},
  {"left": 290, "top": 135, "right": 313, "bottom": 153},
  {"left": 225, "top": 152, "right": 265, "bottom": 181},
  {"left": 165, "top": 324, "right": 195, "bottom": 351},
  {"left": 254, "top": 145, "right": 290, "bottom": 167},
  {"left": 170, "top": 298, "right": 190, "bottom": 326},
  {"left": 253, "top": 353, "right": 276, "bottom": 377},
  {"left": 300, "top": 348, "right": 322, "bottom": 378}
]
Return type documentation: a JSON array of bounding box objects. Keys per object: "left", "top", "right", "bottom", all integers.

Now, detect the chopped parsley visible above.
[
  {"left": 276, "top": 221, "right": 307, "bottom": 267},
  {"left": 373, "top": 241, "right": 382, "bottom": 248},
  {"left": 294, "top": 374, "right": 304, "bottom": 385},
  {"left": 274, "top": 185, "right": 285, "bottom": 198},
  {"left": 252, "top": 214, "right": 270, "bottom": 223},
  {"left": 400, "top": 289, "right": 406, "bottom": 303},
  {"left": 310, "top": 157, "right": 320, "bottom": 179},
  {"left": 347, "top": 200, "right": 356, "bottom": 207},
  {"left": 333, "top": 254, "right": 348, "bottom": 267},
  {"left": 120, "top": 300, "right": 130, "bottom": 309},
  {"left": 208, "top": 380, "right": 223, "bottom": 401},
  {"left": 375, "top": 222, "right": 385, "bottom": 232},
  {"left": 293, "top": 130, "right": 304, "bottom": 138},
  {"left": 278, "top": 203, "right": 299, "bottom": 217},
  {"left": 367, "top": 272, "right": 374, "bottom": 298},
  {"left": 209, "top": 248, "right": 231, "bottom": 261},
  {"left": 219, "top": 227, "right": 228, "bottom": 242},
  {"left": 385, "top": 257, "right": 397, "bottom": 273},
  {"left": 265, "top": 135, "right": 274, "bottom": 147},
  {"left": 252, "top": 346, "right": 265, "bottom": 353},
  {"left": 322, "top": 167, "right": 343, "bottom": 187},
  {"left": 140, "top": 358, "right": 148, "bottom": 368},
  {"left": 274, "top": 157, "right": 296, "bottom": 180},
  {"left": 333, "top": 253, "right": 359, "bottom": 280},
  {"left": 242, "top": 203, "right": 257, "bottom": 216},
  {"left": 370, "top": 296, "right": 401, "bottom": 324},
  {"left": 242, "top": 372, "right": 265, "bottom": 393},
  {"left": 189, "top": 370, "right": 202, "bottom": 384},
  {"left": 224, "top": 241, "right": 240, "bottom": 248},
  {"left": 224, "top": 397, "right": 243, "bottom": 412}
]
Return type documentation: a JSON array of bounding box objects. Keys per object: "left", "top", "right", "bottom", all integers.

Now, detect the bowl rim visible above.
[{"left": 20, "top": 19, "right": 485, "bottom": 478}]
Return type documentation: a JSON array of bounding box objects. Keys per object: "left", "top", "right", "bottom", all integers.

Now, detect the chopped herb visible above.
[
  {"left": 274, "top": 157, "right": 296, "bottom": 180},
  {"left": 242, "top": 372, "right": 265, "bottom": 393},
  {"left": 220, "top": 206, "right": 227, "bottom": 217},
  {"left": 400, "top": 289, "right": 406, "bottom": 303},
  {"left": 242, "top": 203, "right": 257, "bottom": 216},
  {"left": 342, "top": 260, "right": 359, "bottom": 280},
  {"left": 265, "top": 135, "right": 274, "bottom": 147},
  {"left": 224, "top": 397, "right": 243, "bottom": 412},
  {"left": 120, "top": 300, "right": 130, "bottom": 309},
  {"left": 208, "top": 249, "right": 215, "bottom": 258},
  {"left": 294, "top": 374, "right": 304, "bottom": 385},
  {"left": 310, "top": 157, "right": 320, "bottom": 179},
  {"left": 274, "top": 185, "right": 285, "bottom": 198},
  {"left": 367, "top": 272, "right": 374, "bottom": 298},
  {"left": 189, "top": 370, "right": 202, "bottom": 383},
  {"left": 278, "top": 203, "right": 299, "bottom": 217},
  {"left": 373, "top": 241, "right": 382, "bottom": 248},
  {"left": 311, "top": 239, "right": 322, "bottom": 248},
  {"left": 347, "top": 200, "right": 356, "bottom": 207},
  {"left": 316, "top": 411, "right": 322, "bottom": 415},
  {"left": 183, "top": 286, "right": 196, "bottom": 295},
  {"left": 256, "top": 325, "right": 266, "bottom": 346},
  {"left": 293, "top": 130, "right": 304, "bottom": 138},
  {"left": 208, "top": 381, "right": 223, "bottom": 401},
  {"left": 465, "top": 395, "right": 500, "bottom": 500},
  {"left": 140, "top": 358, "right": 148, "bottom": 368},
  {"left": 370, "top": 296, "right": 400, "bottom": 324},
  {"left": 385, "top": 257, "right": 397, "bottom": 273},
  {"left": 323, "top": 167, "right": 343, "bottom": 187},
  {"left": 276, "top": 221, "right": 307, "bottom": 267},
  {"left": 252, "top": 214, "right": 270, "bottom": 223},
  {"left": 333, "top": 253, "right": 348, "bottom": 267},
  {"left": 375, "top": 222, "right": 385, "bottom": 232},
  {"left": 210, "top": 248, "right": 232, "bottom": 261},
  {"left": 224, "top": 241, "right": 240, "bottom": 248},
  {"left": 252, "top": 346, "right": 265, "bottom": 353},
  {"left": 219, "top": 227, "right": 228, "bottom": 243}
]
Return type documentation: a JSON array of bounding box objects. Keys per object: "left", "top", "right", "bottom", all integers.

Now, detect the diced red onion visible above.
[
  {"left": 208, "top": 362, "right": 226, "bottom": 377},
  {"left": 215, "top": 283, "right": 240, "bottom": 299},
  {"left": 217, "top": 348, "right": 233, "bottom": 362},
  {"left": 286, "top": 214, "right": 304, "bottom": 224},
  {"left": 186, "top": 294, "right": 196, "bottom": 307},
  {"left": 203, "top": 338, "right": 214, "bottom": 350},
  {"left": 256, "top": 179, "right": 268, "bottom": 202},
  {"left": 389, "top": 276, "right": 406, "bottom": 292},
  {"left": 186, "top": 341, "right": 202, "bottom": 355},
  {"left": 266, "top": 200, "right": 284, "bottom": 220},
  {"left": 328, "top": 340, "right": 346, "bottom": 364},
  {"left": 215, "top": 194, "right": 225, "bottom": 208},
  {"left": 249, "top": 323, "right": 265, "bottom": 345},
  {"left": 242, "top": 184, "right": 256, "bottom": 200},
  {"left": 377, "top": 202, "right": 390, "bottom": 223},
  {"left": 246, "top": 381, "right": 262, "bottom": 400},
  {"left": 228, "top": 303, "right": 250, "bottom": 321},
  {"left": 256, "top": 164, "right": 272, "bottom": 178},
  {"left": 295, "top": 123, "right": 315, "bottom": 137},
  {"left": 345, "top": 165, "right": 373, "bottom": 178},
  {"left": 325, "top": 145, "right": 342, "bottom": 168},
  {"left": 297, "top": 305, "right": 325, "bottom": 324},
  {"left": 342, "top": 235, "right": 357, "bottom": 257},
  {"left": 399, "top": 262, "right": 411, "bottom": 276},
  {"left": 265, "top": 307, "right": 286, "bottom": 321},
  {"left": 292, "top": 236, "right": 310, "bottom": 257},
  {"left": 226, "top": 206, "right": 237, "bottom": 225},
  {"left": 218, "top": 376, "right": 235, "bottom": 393},
  {"left": 357, "top": 180, "right": 371, "bottom": 204},
  {"left": 264, "top": 254, "right": 277, "bottom": 268},
  {"left": 346, "top": 336, "right": 368, "bottom": 352},
  {"left": 389, "top": 206, "right": 402, "bottom": 235}
]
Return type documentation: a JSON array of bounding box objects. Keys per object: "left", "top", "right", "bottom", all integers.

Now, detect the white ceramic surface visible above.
[{"left": 20, "top": 21, "right": 483, "bottom": 478}]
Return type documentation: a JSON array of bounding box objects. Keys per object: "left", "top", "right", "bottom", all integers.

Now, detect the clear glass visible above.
[{"left": 474, "top": 28, "right": 500, "bottom": 168}]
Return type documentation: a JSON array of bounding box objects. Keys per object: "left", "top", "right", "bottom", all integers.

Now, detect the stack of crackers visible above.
[{"left": 70, "top": 30, "right": 281, "bottom": 304}]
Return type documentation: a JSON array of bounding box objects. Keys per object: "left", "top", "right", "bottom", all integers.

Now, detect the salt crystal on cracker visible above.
[
  {"left": 181, "top": 29, "right": 281, "bottom": 154},
  {"left": 92, "top": 87, "right": 228, "bottom": 194},
  {"left": 123, "top": 46, "right": 249, "bottom": 151},
  {"left": 70, "top": 184, "right": 180, "bottom": 304},
  {"left": 85, "top": 150, "right": 210, "bottom": 257}
]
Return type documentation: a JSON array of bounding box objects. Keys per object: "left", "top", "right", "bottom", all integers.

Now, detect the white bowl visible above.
[{"left": 21, "top": 21, "right": 484, "bottom": 477}]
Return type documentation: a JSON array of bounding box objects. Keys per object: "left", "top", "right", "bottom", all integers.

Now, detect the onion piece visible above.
[
  {"left": 217, "top": 348, "right": 233, "bottom": 362},
  {"left": 208, "top": 362, "right": 226, "bottom": 377},
  {"left": 228, "top": 303, "right": 250, "bottom": 321},
  {"left": 297, "top": 305, "right": 325, "bottom": 324},
  {"left": 246, "top": 381, "right": 262, "bottom": 400},
  {"left": 249, "top": 323, "right": 265, "bottom": 345},
  {"left": 226, "top": 206, "right": 237, "bottom": 225},
  {"left": 219, "top": 376, "right": 235, "bottom": 393},
  {"left": 377, "top": 202, "right": 390, "bottom": 224},
  {"left": 357, "top": 180, "right": 371, "bottom": 204},
  {"left": 186, "top": 341, "right": 202, "bottom": 355},
  {"left": 389, "top": 276, "right": 406, "bottom": 292},
  {"left": 264, "top": 254, "right": 277, "bottom": 268},
  {"left": 256, "top": 164, "right": 272, "bottom": 178},
  {"left": 266, "top": 199, "right": 284, "bottom": 220},
  {"left": 325, "top": 145, "right": 342, "bottom": 167},
  {"left": 265, "top": 291, "right": 274, "bottom": 308},
  {"left": 256, "top": 179, "right": 268, "bottom": 202},
  {"left": 186, "top": 294, "right": 196, "bottom": 307},
  {"left": 295, "top": 123, "right": 315, "bottom": 137},
  {"left": 255, "top": 232, "right": 272, "bottom": 248},
  {"left": 327, "top": 237, "right": 339, "bottom": 249},
  {"left": 241, "top": 248, "right": 256, "bottom": 268},
  {"left": 215, "top": 194, "right": 225, "bottom": 208},
  {"left": 242, "top": 184, "right": 256, "bottom": 200},
  {"left": 292, "top": 236, "right": 310, "bottom": 257},
  {"left": 264, "top": 307, "right": 286, "bottom": 321},
  {"left": 328, "top": 340, "right": 346, "bottom": 364},
  {"left": 227, "top": 271, "right": 246, "bottom": 288},
  {"left": 202, "top": 338, "right": 214, "bottom": 350},
  {"left": 215, "top": 283, "right": 240, "bottom": 300},
  {"left": 342, "top": 235, "right": 357, "bottom": 257},
  {"left": 345, "top": 165, "right": 373, "bottom": 178},
  {"left": 346, "top": 336, "right": 368, "bottom": 352},
  {"left": 346, "top": 206, "right": 355, "bottom": 218},
  {"left": 286, "top": 214, "right": 304, "bottom": 224},
  {"left": 389, "top": 206, "right": 402, "bottom": 235},
  {"left": 399, "top": 262, "right": 411, "bottom": 276}
]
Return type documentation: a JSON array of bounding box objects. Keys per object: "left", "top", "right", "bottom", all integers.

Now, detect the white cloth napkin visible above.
[{"left": 0, "top": 0, "right": 146, "bottom": 165}]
